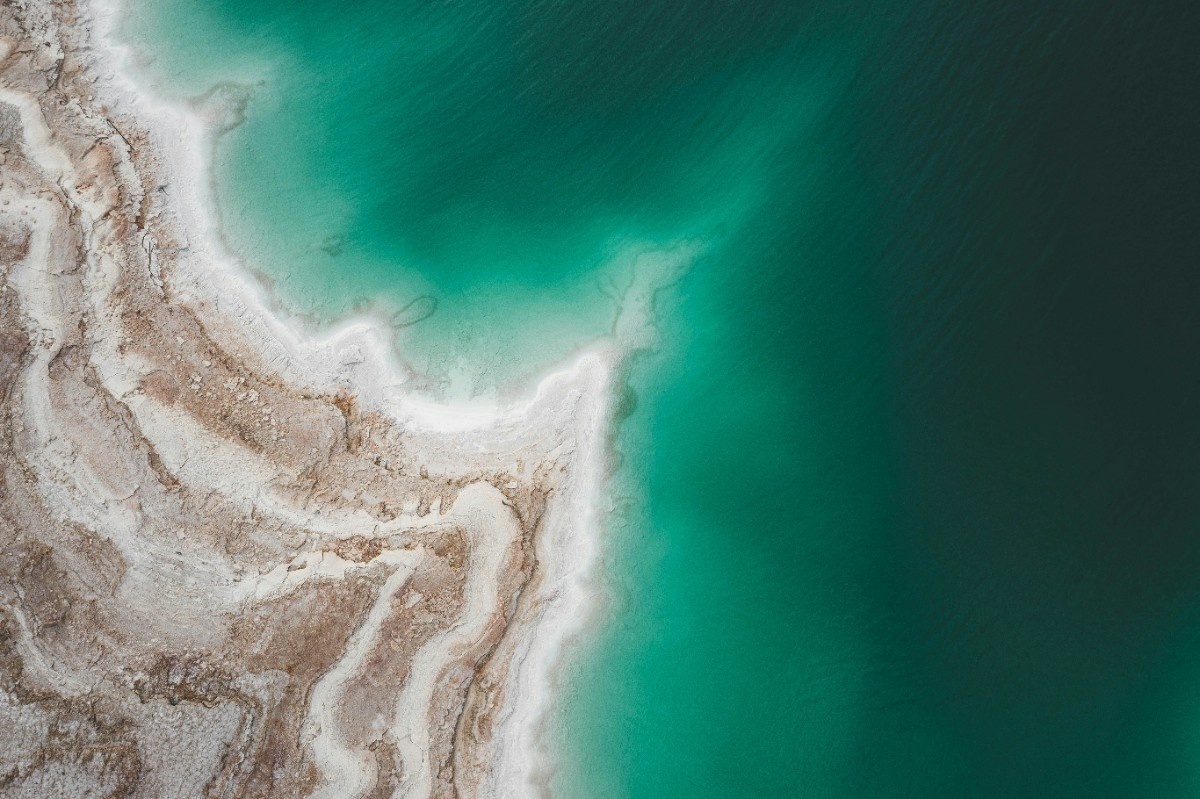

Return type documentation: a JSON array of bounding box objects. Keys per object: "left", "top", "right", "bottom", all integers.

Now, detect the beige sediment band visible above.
[{"left": 0, "top": 1, "right": 653, "bottom": 795}]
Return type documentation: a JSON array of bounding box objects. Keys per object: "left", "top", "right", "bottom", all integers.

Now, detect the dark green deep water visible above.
[{"left": 123, "top": 1, "right": 1200, "bottom": 796}]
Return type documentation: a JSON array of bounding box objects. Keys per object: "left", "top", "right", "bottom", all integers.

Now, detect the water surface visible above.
[{"left": 122, "top": 2, "right": 1200, "bottom": 796}]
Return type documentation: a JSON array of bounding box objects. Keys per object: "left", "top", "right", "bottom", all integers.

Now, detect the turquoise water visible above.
[
  {"left": 119, "top": 0, "right": 832, "bottom": 392},
  {"left": 121, "top": 1, "right": 1200, "bottom": 796}
]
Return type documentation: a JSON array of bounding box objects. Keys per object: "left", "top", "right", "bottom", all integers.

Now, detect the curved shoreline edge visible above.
[{"left": 0, "top": 1, "right": 692, "bottom": 796}]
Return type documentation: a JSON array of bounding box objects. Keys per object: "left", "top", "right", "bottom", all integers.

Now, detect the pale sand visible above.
[{"left": 0, "top": 1, "right": 697, "bottom": 797}]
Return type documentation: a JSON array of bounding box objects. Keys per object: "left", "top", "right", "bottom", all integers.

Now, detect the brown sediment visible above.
[{"left": 0, "top": 1, "right": 614, "bottom": 796}]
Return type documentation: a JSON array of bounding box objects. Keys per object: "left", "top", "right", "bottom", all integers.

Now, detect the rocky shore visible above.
[{"left": 0, "top": 2, "right": 614, "bottom": 796}]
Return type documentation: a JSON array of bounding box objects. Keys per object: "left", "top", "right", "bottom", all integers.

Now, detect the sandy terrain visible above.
[{"left": 0, "top": 0, "right": 687, "bottom": 795}]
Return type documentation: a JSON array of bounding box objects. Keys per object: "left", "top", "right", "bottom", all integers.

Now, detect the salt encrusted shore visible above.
[{"left": 0, "top": 1, "right": 691, "bottom": 796}]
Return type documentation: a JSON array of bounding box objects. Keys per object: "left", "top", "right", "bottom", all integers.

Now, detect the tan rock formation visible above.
[{"left": 0, "top": 1, "right": 616, "bottom": 796}]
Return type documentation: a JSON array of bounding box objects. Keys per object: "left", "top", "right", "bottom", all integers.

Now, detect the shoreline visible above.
[
  {"left": 96, "top": 0, "right": 617, "bottom": 408},
  {"left": 77, "top": 13, "right": 626, "bottom": 793},
  {"left": 0, "top": 0, "right": 694, "bottom": 795}
]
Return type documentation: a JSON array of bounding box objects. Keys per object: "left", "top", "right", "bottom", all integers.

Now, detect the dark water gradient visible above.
[
  {"left": 565, "top": 2, "right": 1200, "bottom": 797},
  {"left": 873, "top": 3, "right": 1200, "bottom": 793}
]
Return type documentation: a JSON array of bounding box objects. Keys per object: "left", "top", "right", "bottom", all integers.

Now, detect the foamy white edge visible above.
[{"left": 54, "top": 0, "right": 652, "bottom": 794}]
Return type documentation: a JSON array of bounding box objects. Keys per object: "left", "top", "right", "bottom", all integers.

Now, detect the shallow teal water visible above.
[
  {"left": 122, "top": 1, "right": 1200, "bottom": 796},
  {"left": 119, "top": 0, "right": 832, "bottom": 391}
]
